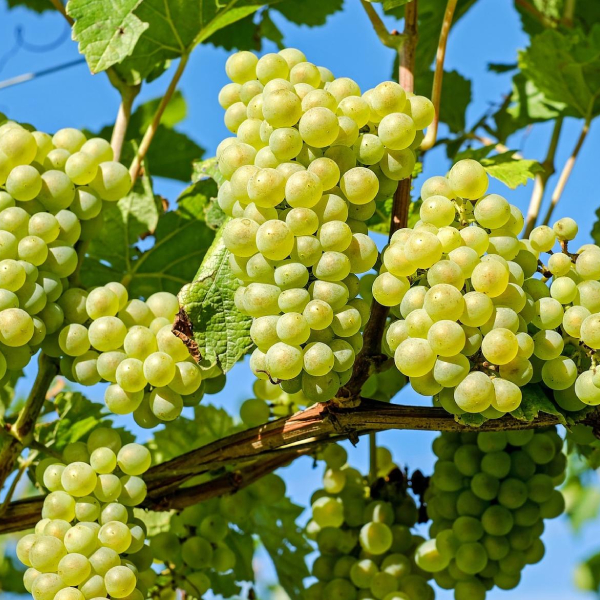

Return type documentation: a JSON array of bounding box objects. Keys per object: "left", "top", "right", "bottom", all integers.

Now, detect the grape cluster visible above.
[
  {"left": 149, "top": 473, "right": 287, "bottom": 597},
  {"left": 42, "top": 287, "right": 203, "bottom": 426},
  {"left": 217, "top": 47, "right": 434, "bottom": 401},
  {"left": 16, "top": 428, "right": 154, "bottom": 600},
  {"left": 376, "top": 158, "right": 600, "bottom": 416},
  {"left": 305, "top": 444, "right": 435, "bottom": 600},
  {"left": 0, "top": 118, "right": 131, "bottom": 376},
  {"left": 416, "top": 429, "right": 565, "bottom": 598}
]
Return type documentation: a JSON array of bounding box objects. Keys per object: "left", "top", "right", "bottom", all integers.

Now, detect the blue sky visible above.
[{"left": 1, "top": 0, "right": 600, "bottom": 598}]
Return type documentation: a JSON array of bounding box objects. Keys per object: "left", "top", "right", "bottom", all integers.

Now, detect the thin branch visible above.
[
  {"left": 542, "top": 117, "right": 591, "bottom": 226},
  {"left": 399, "top": 0, "right": 418, "bottom": 93},
  {"left": 562, "top": 0, "right": 576, "bottom": 27},
  {"left": 0, "top": 354, "right": 58, "bottom": 491},
  {"left": 111, "top": 85, "right": 140, "bottom": 162},
  {"left": 420, "top": 0, "right": 457, "bottom": 151},
  {"left": 360, "top": 0, "right": 405, "bottom": 50},
  {"left": 129, "top": 53, "right": 190, "bottom": 184},
  {"left": 1, "top": 398, "right": 596, "bottom": 534},
  {"left": 523, "top": 116, "right": 563, "bottom": 237},
  {"left": 514, "top": 0, "right": 557, "bottom": 27},
  {"left": 48, "top": 0, "right": 73, "bottom": 24},
  {"left": 0, "top": 451, "right": 37, "bottom": 516}
]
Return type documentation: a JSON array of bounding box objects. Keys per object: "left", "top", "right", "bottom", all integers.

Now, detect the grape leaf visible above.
[
  {"left": 250, "top": 497, "right": 311, "bottom": 600},
  {"left": 519, "top": 26, "right": 600, "bottom": 119},
  {"left": 574, "top": 551, "right": 600, "bottom": 592},
  {"left": 132, "top": 508, "right": 176, "bottom": 536},
  {"left": 111, "top": 0, "right": 283, "bottom": 85},
  {"left": 480, "top": 152, "right": 544, "bottom": 189},
  {"left": 456, "top": 413, "right": 488, "bottom": 427},
  {"left": 564, "top": 478, "right": 600, "bottom": 531},
  {"left": 510, "top": 384, "right": 566, "bottom": 425},
  {"left": 206, "top": 12, "right": 261, "bottom": 51},
  {"left": 273, "top": 0, "right": 343, "bottom": 27},
  {"left": 81, "top": 164, "right": 162, "bottom": 290},
  {"left": 260, "top": 10, "right": 285, "bottom": 48},
  {"left": 416, "top": 69, "right": 472, "bottom": 133},
  {"left": 5, "top": 0, "right": 53, "bottom": 11},
  {"left": 36, "top": 391, "right": 134, "bottom": 451},
  {"left": 147, "top": 404, "right": 239, "bottom": 463},
  {"left": 179, "top": 225, "right": 253, "bottom": 373},
  {"left": 192, "top": 157, "right": 225, "bottom": 187},
  {"left": 0, "top": 548, "right": 26, "bottom": 594},
  {"left": 67, "top": 0, "right": 149, "bottom": 73}
]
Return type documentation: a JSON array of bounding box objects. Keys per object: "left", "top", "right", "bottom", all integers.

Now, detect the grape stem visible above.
[
  {"left": 360, "top": 0, "right": 406, "bottom": 51},
  {"left": 129, "top": 52, "right": 191, "bottom": 184},
  {"left": 542, "top": 114, "right": 592, "bottom": 226},
  {"left": 420, "top": 0, "right": 457, "bottom": 152},
  {"left": 111, "top": 84, "right": 141, "bottom": 162},
  {"left": 523, "top": 116, "right": 564, "bottom": 237},
  {"left": 2, "top": 397, "right": 597, "bottom": 534},
  {"left": 0, "top": 354, "right": 59, "bottom": 494}
]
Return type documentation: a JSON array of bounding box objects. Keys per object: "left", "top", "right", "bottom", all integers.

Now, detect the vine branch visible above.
[
  {"left": 523, "top": 116, "right": 563, "bottom": 237},
  {"left": 420, "top": 0, "right": 457, "bottom": 151},
  {"left": 48, "top": 0, "right": 73, "bottom": 24},
  {"left": 360, "top": 0, "right": 405, "bottom": 50},
  {"left": 129, "top": 53, "right": 190, "bottom": 184},
  {"left": 111, "top": 84, "right": 141, "bottom": 162},
  {"left": 0, "top": 397, "right": 592, "bottom": 534},
  {"left": 0, "top": 354, "right": 58, "bottom": 492},
  {"left": 542, "top": 116, "right": 591, "bottom": 226}
]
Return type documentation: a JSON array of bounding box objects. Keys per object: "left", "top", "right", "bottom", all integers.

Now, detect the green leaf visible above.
[
  {"left": 178, "top": 180, "right": 225, "bottom": 231},
  {"left": 192, "top": 157, "right": 225, "bottom": 187},
  {"left": 0, "top": 550, "right": 26, "bottom": 594},
  {"left": 113, "top": 0, "right": 282, "bottom": 85},
  {"left": 179, "top": 226, "right": 253, "bottom": 373},
  {"left": 487, "top": 62, "right": 517, "bottom": 73},
  {"left": 274, "top": 0, "right": 343, "bottom": 26},
  {"left": 226, "top": 528, "right": 255, "bottom": 583},
  {"left": 82, "top": 166, "right": 162, "bottom": 290},
  {"left": 564, "top": 479, "right": 600, "bottom": 531},
  {"left": 132, "top": 509, "right": 175, "bottom": 536},
  {"left": 574, "top": 551, "right": 600, "bottom": 592},
  {"left": 509, "top": 384, "right": 566, "bottom": 425},
  {"left": 5, "top": 0, "right": 53, "bottom": 12},
  {"left": 383, "top": 0, "right": 412, "bottom": 10},
  {"left": 519, "top": 26, "right": 600, "bottom": 119},
  {"left": 492, "top": 74, "right": 566, "bottom": 143},
  {"left": 456, "top": 413, "right": 488, "bottom": 427},
  {"left": 480, "top": 152, "right": 544, "bottom": 189},
  {"left": 67, "top": 0, "right": 149, "bottom": 73},
  {"left": 36, "top": 391, "right": 134, "bottom": 451},
  {"left": 206, "top": 12, "right": 261, "bottom": 52},
  {"left": 416, "top": 69, "right": 472, "bottom": 133},
  {"left": 260, "top": 10, "right": 285, "bottom": 48},
  {"left": 251, "top": 497, "right": 311, "bottom": 600},
  {"left": 147, "top": 404, "right": 239, "bottom": 463},
  {"left": 128, "top": 91, "right": 188, "bottom": 130}
]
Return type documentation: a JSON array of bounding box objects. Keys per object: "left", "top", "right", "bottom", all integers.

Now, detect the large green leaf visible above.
[
  {"left": 510, "top": 384, "right": 566, "bottom": 425},
  {"left": 67, "top": 0, "right": 149, "bottom": 73},
  {"left": 178, "top": 225, "right": 253, "bottom": 373},
  {"left": 519, "top": 26, "right": 600, "bottom": 119},
  {"left": 111, "top": 0, "right": 282, "bottom": 85},
  {"left": 5, "top": 0, "right": 52, "bottom": 11}
]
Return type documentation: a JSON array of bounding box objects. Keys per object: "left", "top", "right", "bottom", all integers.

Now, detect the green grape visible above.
[
  {"left": 31, "top": 573, "right": 65, "bottom": 600},
  {"left": 394, "top": 338, "right": 436, "bottom": 377},
  {"left": 447, "top": 159, "right": 488, "bottom": 199},
  {"left": 104, "top": 565, "right": 136, "bottom": 598},
  {"left": 532, "top": 329, "right": 564, "bottom": 360},
  {"left": 90, "top": 447, "right": 117, "bottom": 474},
  {"left": 0, "top": 259, "right": 26, "bottom": 291},
  {"left": 427, "top": 320, "right": 465, "bottom": 357},
  {"left": 96, "top": 350, "right": 126, "bottom": 382},
  {"left": 116, "top": 358, "right": 147, "bottom": 392},
  {"left": 541, "top": 356, "right": 577, "bottom": 390},
  {"left": 6, "top": 164, "right": 42, "bottom": 201},
  {"left": 94, "top": 473, "right": 122, "bottom": 502},
  {"left": 424, "top": 283, "right": 465, "bottom": 321},
  {"left": 104, "top": 384, "right": 144, "bottom": 415},
  {"left": 57, "top": 553, "right": 91, "bottom": 586},
  {"left": 359, "top": 522, "right": 393, "bottom": 555},
  {"left": 369, "top": 81, "right": 406, "bottom": 116},
  {"left": 433, "top": 354, "right": 470, "bottom": 388},
  {"left": 481, "top": 328, "right": 519, "bottom": 365},
  {"left": 471, "top": 259, "right": 509, "bottom": 297},
  {"left": 148, "top": 386, "right": 183, "bottom": 421},
  {"left": 58, "top": 323, "right": 90, "bottom": 356},
  {"left": 98, "top": 520, "right": 131, "bottom": 553},
  {"left": 117, "top": 443, "right": 151, "bottom": 476},
  {"left": 72, "top": 351, "right": 101, "bottom": 386},
  {"left": 0, "top": 307, "right": 34, "bottom": 346},
  {"left": 454, "top": 372, "right": 494, "bottom": 413},
  {"left": 29, "top": 535, "right": 67, "bottom": 572},
  {"left": 61, "top": 462, "right": 97, "bottom": 497}
]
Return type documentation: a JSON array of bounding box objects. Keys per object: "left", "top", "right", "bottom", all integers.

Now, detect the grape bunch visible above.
[
  {"left": 16, "top": 428, "right": 155, "bottom": 600},
  {"left": 375, "top": 157, "right": 600, "bottom": 417},
  {"left": 0, "top": 117, "right": 131, "bottom": 377},
  {"left": 416, "top": 429, "right": 566, "bottom": 599},
  {"left": 305, "top": 444, "right": 435, "bottom": 600},
  {"left": 149, "top": 473, "right": 287, "bottom": 598},
  {"left": 42, "top": 287, "right": 204, "bottom": 426},
  {"left": 217, "top": 47, "right": 434, "bottom": 401}
]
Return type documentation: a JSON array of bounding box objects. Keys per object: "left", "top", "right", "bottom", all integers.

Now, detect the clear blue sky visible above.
[{"left": 1, "top": 1, "right": 599, "bottom": 598}]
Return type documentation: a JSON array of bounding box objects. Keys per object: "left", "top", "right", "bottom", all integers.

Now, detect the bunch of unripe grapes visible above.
[
  {"left": 42, "top": 286, "right": 204, "bottom": 426},
  {"left": 218, "top": 47, "right": 434, "bottom": 401},
  {"left": 415, "top": 429, "right": 565, "bottom": 599},
  {"left": 0, "top": 118, "right": 131, "bottom": 377},
  {"left": 149, "top": 472, "right": 287, "bottom": 598},
  {"left": 16, "top": 427, "right": 154, "bottom": 600},
  {"left": 305, "top": 443, "right": 435, "bottom": 600},
  {"left": 376, "top": 157, "right": 600, "bottom": 416}
]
